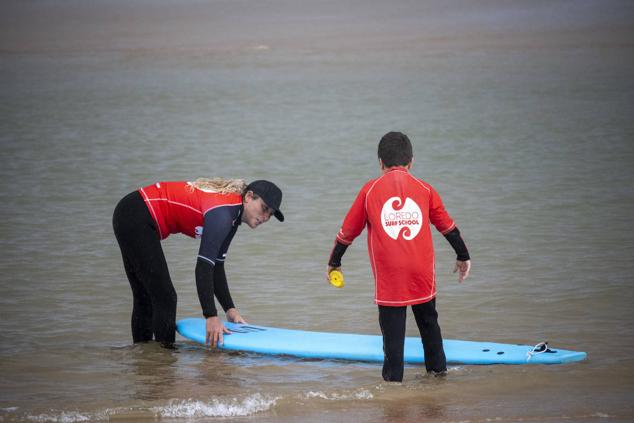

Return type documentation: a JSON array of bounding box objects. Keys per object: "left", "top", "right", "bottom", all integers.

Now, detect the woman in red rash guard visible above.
[{"left": 113, "top": 178, "right": 284, "bottom": 348}]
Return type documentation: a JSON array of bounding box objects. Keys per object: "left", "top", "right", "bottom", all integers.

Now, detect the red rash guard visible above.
[
  {"left": 138, "top": 181, "right": 243, "bottom": 266},
  {"left": 336, "top": 169, "right": 456, "bottom": 306}
]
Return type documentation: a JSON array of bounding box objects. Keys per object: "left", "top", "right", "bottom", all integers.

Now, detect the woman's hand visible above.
[
  {"left": 205, "top": 316, "right": 231, "bottom": 348},
  {"left": 226, "top": 308, "right": 247, "bottom": 324}
]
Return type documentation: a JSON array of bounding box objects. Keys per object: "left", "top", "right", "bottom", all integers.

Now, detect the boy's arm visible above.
[
  {"left": 328, "top": 185, "right": 369, "bottom": 269},
  {"left": 443, "top": 226, "right": 471, "bottom": 282},
  {"left": 443, "top": 227, "right": 470, "bottom": 261},
  {"left": 429, "top": 186, "right": 471, "bottom": 282},
  {"left": 328, "top": 241, "right": 348, "bottom": 268},
  {"left": 428, "top": 186, "right": 456, "bottom": 235}
]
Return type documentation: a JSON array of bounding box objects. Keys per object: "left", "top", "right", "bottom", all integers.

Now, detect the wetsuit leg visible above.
[
  {"left": 378, "top": 305, "right": 407, "bottom": 382},
  {"left": 412, "top": 299, "right": 447, "bottom": 373},
  {"left": 113, "top": 191, "right": 177, "bottom": 345},
  {"left": 122, "top": 255, "right": 153, "bottom": 342},
  {"left": 144, "top": 248, "right": 177, "bottom": 346}
]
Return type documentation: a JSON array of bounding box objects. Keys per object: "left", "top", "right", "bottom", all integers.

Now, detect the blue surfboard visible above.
[{"left": 176, "top": 318, "right": 586, "bottom": 365}]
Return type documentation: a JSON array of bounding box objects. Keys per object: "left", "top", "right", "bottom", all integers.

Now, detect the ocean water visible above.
[{"left": 1, "top": 0, "right": 633, "bottom": 421}]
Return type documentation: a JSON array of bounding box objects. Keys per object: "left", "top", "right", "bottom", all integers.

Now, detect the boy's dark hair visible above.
[{"left": 377, "top": 132, "right": 413, "bottom": 167}]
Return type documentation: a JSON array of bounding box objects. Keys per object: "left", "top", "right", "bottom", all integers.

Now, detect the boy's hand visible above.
[
  {"left": 453, "top": 260, "right": 471, "bottom": 283},
  {"left": 326, "top": 265, "right": 340, "bottom": 282}
]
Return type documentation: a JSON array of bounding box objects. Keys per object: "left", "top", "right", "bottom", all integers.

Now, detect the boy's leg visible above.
[
  {"left": 378, "top": 305, "right": 407, "bottom": 382},
  {"left": 412, "top": 299, "right": 447, "bottom": 374}
]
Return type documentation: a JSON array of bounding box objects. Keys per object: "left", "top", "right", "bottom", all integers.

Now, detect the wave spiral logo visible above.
[{"left": 381, "top": 197, "right": 423, "bottom": 240}]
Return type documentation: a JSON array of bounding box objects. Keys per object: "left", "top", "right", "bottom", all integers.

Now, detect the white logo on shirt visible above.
[
  {"left": 381, "top": 197, "right": 422, "bottom": 240},
  {"left": 195, "top": 226, "right": 203, "bottom": 239}
]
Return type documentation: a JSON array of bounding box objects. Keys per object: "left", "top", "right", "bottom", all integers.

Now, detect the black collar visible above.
[{"left": 235, "top": 204, "right": 244, "bottom": 226}]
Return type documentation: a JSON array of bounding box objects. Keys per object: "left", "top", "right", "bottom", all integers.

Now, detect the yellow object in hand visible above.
[{"left": 329, "top": 270, "right": 345, "bottom": 288}]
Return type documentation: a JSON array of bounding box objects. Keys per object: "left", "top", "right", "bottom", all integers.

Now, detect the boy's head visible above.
[{"left": 377, "top": 132, "right": 413, "bottom": 168}]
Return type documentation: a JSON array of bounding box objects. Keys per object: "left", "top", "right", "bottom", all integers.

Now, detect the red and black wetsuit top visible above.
[
  {"left": 138, "top": 181, "right": 243, "bottom": 266},
  {"left": 138, "top": 181, "right": 243, "bottom": 317}
]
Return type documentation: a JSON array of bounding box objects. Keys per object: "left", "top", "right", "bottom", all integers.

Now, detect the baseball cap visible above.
[{"left": 246, "top": 180, "right": 284, "bottom": 222}]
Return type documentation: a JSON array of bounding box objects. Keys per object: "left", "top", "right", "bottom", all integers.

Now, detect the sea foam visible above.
[
  {"left": 18, "top": 394, "right": 278, "bottom": 422},
  {"left": 304, "top": 389, "right": 374, "bottom": 401},
  {"left": 155, "top": 393, "right": 279, "bottom": 418}
]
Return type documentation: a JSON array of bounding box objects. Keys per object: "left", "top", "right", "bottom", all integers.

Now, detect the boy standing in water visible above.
[{"left": 327, "top": 132, "right": 471, "bottom": 381}]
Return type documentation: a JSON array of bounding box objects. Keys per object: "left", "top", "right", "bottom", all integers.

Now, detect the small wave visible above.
[
  {"left": 155, "top": 393, "right": 279, "bottom": 418},
  {"left": 303, "top": 389, "right": 373, "bottom": 401},
  {"left": 26, "top": 411, "right": 101, "bottom": 423},
  {"left": 13, "top": 394, "right": 277, "bottom": 422}
]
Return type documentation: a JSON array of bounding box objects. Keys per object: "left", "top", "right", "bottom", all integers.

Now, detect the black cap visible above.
[{"left": 246, "top": 180, "right": 284, "bottom": 222}]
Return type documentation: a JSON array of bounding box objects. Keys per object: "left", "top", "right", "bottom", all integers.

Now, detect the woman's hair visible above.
[{"left": 188, "top": 178, "right": 247, "bottom": 194}]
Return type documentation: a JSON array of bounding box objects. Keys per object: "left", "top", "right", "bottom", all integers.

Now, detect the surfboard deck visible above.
[{"left": 176, "top": 318, "right": 587, "bottom": 365}]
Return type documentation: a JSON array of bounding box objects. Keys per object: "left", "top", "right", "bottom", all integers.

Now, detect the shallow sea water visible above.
[{"left": 1, "top": 0, "right": 633, "bottom": 421}]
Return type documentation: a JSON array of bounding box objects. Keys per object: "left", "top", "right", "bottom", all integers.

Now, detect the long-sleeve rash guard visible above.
[
  {"left": 332, "top": 169, "right": 464, "bottom": 306},
  {"left": 139, "top": 181, "right": 242, "bottom": 317}
]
